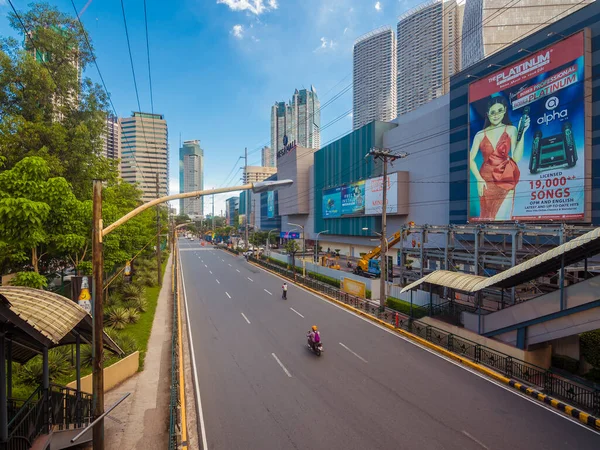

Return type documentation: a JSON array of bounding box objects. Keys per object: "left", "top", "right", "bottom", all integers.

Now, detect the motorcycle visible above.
[{"left": 307, "top": 337, "right": 323, "bottom": 356}]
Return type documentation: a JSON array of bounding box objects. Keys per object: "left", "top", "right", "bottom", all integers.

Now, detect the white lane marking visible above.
[
  {"left": 236, "top": 269, "right": 241, "bottom": 273},
  {"left": 272, "top": 353, "right": 292, "bottom": 378},
  {"left": 179, "top": 256, "right": 209, "bottom": 450},
  {"left": 252, "top": 264, "right": 600, "bottom": 436},
  {"left": 247, "top": 277, "right": 254, "bottom": 282},
  {"left": 339, "top": 342, "right": 368, "bottom": 363},
  {"left": 228, "top": 263, "right": 232, "bottom": 267},
  {"left": 204, "top": 264, "right": 207, "bottom": 268},
  {"left": 226, "top": 292, "right": 232, "bottom": 299},
  {"left": 264, "top": 289, "right": 272, "bottom": 296},
  {"left": 209, "top": 271, "right": 212, "bottom": 275},
  {"left": 241, "top": 312, "right": 251, "bottom": 324},
  {"left": 290, "top": 307, "right": 305, "bottom": 318},
  {"left": 462, "top": 431, "right": 489, "bottom": 450},
  {"left": 215, "top": 279, "right": 220, "bottom": 284}
]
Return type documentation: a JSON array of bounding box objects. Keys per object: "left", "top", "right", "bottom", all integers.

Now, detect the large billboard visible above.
[
  {"left": 365, "top": 172, "right": 398, "bottom": 215},
  {"left": 468, "top": 31, "right": 589, "bottom": 222},
  {"left": 323, "top": 173, "right": 400, "bottom": 218},
  {"left": 267, "top": 191, "right": 275, "bottom": 218}
]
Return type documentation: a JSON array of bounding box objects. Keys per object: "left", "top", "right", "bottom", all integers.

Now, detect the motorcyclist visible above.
[
  {"left": 307, "top": 325, "right": 320, "bottom": 350},
  {"left": 282, "top": 282, "right": 288, "bottom": 299}
]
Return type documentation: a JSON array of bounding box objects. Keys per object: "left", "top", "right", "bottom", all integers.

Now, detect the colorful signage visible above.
[
  {"left": 468, "top": 32, "right": 588, "bottom": 222},
  {"left": 280, "top": 231, "right": 300, "bottom": 239},
  {"left": 365, "top": 172, "right": 399, "bottom": 215},
  {"left": 322, "top": 186, "right": 342, "bottom": 218},
  {"left": 341, "top": 181, "right": 366, "bottom": 215},
  {"left": 267, "top": 191, "right": 275, "bottom": 218}
]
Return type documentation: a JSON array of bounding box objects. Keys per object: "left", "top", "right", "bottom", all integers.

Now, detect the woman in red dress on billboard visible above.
[{"left": 469, "top": 96, "right": 530, "bottom": 220}]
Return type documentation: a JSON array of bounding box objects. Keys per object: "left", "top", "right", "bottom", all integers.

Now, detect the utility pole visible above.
[
  {"left": 252, "top": 197, "right": 256, "bottom": 251},
  {"left": 211, "top": 190, "right": 215, "bottom": 231},
  {"left": 369, "top": 148, "right": 408, "bottom": 312},
  {"left": 156, "top": 173, "right": 162, "bottom": 287},
  {"left": 91, "top": 180, "right": 104, "bottom": 450},
  {"left": 244, "top": 147, "right": 249, "bottom": 249}
]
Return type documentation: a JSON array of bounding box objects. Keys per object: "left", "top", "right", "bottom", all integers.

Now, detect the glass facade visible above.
[{"left": 179, "top": 140, "right": 204, "bottom": 216}]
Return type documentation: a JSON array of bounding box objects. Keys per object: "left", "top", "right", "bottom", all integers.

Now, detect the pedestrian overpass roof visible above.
[
  {"left": 401, "top": 227, "right": 600, "bottom": 294},
  {"left": 0, "top": 286, "right": 122, "bottom": 363}
]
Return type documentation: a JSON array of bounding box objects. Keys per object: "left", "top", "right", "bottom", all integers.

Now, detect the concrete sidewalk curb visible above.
[{"left": 248, "top": 257, "right": 600, "bottom": 431}]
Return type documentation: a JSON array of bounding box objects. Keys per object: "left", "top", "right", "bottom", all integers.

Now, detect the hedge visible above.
[
  {"left": 581, "top": 330, "right": 600, "bottom": 368},
  {"left": 552, "top": 355, "right": 580, "bottom": 373},
  {"left": 386, "top": 296, "right": 428, "bottom": 319}
]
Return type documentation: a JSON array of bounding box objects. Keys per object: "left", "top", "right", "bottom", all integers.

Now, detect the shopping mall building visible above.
[{"left": 252, "top": 2, "right": 600, "bottom": 284}]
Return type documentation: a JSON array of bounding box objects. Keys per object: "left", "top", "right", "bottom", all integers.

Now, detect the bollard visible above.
[{"left": 394, "top": 312, "right": 399, "bottom": 328}]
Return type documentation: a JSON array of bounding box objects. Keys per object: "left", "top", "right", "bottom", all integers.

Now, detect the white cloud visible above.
[
  {"left": 375, "top": 1, "right": 382, "bottom": 11},
  {"left": 232, "top": 24, "right": 244, "bottom": 38},
  {"left": 343, "top": 27, "right": 349, "bottom": 35},
  {"left": 320, "top": 37, "right": 328, "bottom": 49},
  {"left": 315, "top": 37, "right": 337, "bottom": 52},
  {"left": 217, "top": 0, "right": 278, "bottom": 15}
]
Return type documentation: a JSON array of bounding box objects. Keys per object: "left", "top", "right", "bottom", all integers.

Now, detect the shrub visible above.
[
  {"left": 122, "top": 284, "right": 145, "bottom": 302},
  {"left": 308, "top": 272, "right": 340, "bottom": 288},
  {"left": 125, "top": 307, "right": 140, "bottom": 324},
  {"left": 104, "top": 328, "right": 139, "bottom": 356},
  {"left": 19, "top": 348, "right": 71, "bottom": 385},
  {"left": 10, "top": 272, "right": 48, "bottom": 289},
  {"left": 386, "top": 296, "right": 428, "bottom": 319},
  {"left": 105, "top": 307, "right": 129, "bottom": 330},
  {"left": 580, "top": 330, "right": 600, "bottom": 368},
  {"left": 131, "top": 297, "right": 148, "bottom": 313}
]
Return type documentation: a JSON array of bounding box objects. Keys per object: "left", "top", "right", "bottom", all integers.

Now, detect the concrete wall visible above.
[
  {"left": 420, "top": 317, "right": 552, "bottom": 368},
  {"left": 383, "top": 95, "right": 450, "bottom": 226},
  {"left": 67, "top": 351, "right": 140, "bottom": 394},
  {"left": 277, "top": 146, "right": 314, "bottom": 216}
]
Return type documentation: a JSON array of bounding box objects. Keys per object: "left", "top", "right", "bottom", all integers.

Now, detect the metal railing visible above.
[
  {"left": 169, "top": 247, "right": 181, "bottom": 449},
  {"left": 249, "top": 255, "right": 600, "bottom": 416},
  {"left": 3, "top": 384, "right": 93, "bottom": 450}
]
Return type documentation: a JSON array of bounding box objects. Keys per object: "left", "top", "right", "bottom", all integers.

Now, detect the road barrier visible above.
[
  {"left": 249, "top": 254, "right": 600, "bottom": 417},
  {"left": 169, "top": 243, "right": 187, "bottom": 449}
]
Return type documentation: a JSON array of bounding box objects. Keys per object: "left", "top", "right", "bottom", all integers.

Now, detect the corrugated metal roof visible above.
[
  {"left": 0, "top": 286, "right": 87, "bottom": 344},
  {"left": 401, "top": 227, "right": 600, "bottom": 294},
  {"left": 400, "top": 270, "right": 486, "bottom": 293}
]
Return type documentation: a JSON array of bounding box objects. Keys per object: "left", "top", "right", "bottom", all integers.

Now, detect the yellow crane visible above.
[{"left": 354, "top": 222, "right": 414, "bottom": 278}]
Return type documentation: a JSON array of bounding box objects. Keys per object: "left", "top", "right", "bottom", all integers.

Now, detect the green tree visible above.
[
  {"left": 0, "top": 2, "right": 116, "bottom": 199},
  {"left": 0, "top": 157, "right": 83, "bottom": 276}
]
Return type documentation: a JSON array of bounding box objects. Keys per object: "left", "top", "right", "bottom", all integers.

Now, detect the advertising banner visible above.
[
  {"left": 267, "top": 191, "right": 275, "bottom": 218},
  {"left": 468, "top": 32, "right": 588, "bottom": 222},
  {"left": 341, "top": 181, "right": 366, "bottom": 215},
  {"left": 280, "top": 231, "right": 301, "bottom": 239},
  {"left": 323, "top": 186, "right": 342, "bottom": 218},
  {"left": 365, "top": 172, "right": 398, "bottom": 215},
  {"left": 341, "top": 278, "right": 366, "bottom": 298}
]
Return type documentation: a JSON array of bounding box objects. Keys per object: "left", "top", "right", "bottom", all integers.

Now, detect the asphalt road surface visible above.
[{"left": 179, "top": 239, "right": 600, "bottom": 450}]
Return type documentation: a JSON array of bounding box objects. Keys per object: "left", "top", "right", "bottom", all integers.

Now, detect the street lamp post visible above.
[
  {"left": 91, "top": 179, "right": 292, "bottom": 450},
  {"left": 288, "top": 222, "right": 305, "bottom": 277},
  {"left": 315, "top": 230, "right": 329, "bottom": 263}
]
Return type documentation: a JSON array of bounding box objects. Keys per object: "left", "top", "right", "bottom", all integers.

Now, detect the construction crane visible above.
[{"left": 354, "top": 222, "right": 414, "bottom": 278}]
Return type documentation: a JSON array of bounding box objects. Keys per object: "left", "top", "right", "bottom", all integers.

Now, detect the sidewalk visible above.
[{"left": 103, "top": 253, "right": 173, "bottom": 450}]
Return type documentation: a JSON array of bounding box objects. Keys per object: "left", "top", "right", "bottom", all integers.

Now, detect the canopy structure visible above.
[
  {"left": 0, "top": 286, "right": 122, "bottom": 363},
  {"left": 401, "top": 227, "right": 600, "bottom": 294}
]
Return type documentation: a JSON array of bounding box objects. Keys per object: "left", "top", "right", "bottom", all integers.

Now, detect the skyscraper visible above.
[
  {"left": 179, "top": 140, "right": 204, "bottom": 217},
  {"left": 243, "top": 166, "right": 278, "bottom": 183},
  {"left": 353, "top": 27, "right": 397, "bottom": 130},
  {"left": 120, "top": 112, "right": 168, "bottom": 202},
  {"left": 270, "top": 86, "right": 320, "bottom": 152},
  {"left": 261, "top": 146, "right": 275, "bottom": 167},
  {"left": 102, "top": 114, "right": 121, "bottom": 163},
  {"left": 461, "top": 0, "right": 592, "bottom": 69},
  {"left": 397, "top": 0, "right": 463, "bottom": 116}
]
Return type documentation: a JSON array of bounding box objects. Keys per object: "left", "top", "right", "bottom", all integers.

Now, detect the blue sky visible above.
[{"left": 0, "top": 0, "right": 420, "bottom": 213}]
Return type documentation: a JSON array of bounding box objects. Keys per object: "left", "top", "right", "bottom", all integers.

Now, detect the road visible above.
[{"left": 179, "top": 239, "right": 600, "bottom": 450}]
